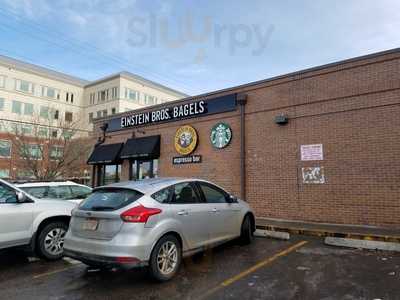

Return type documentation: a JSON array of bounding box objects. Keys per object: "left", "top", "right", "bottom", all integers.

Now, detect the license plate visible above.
[{"left": 82, "top": 219, "right": 98, "bottom": 231}]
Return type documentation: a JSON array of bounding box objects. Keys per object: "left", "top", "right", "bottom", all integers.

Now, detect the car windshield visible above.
[{"left": 79, "top": 188, "right": 143, "bottom": 211}]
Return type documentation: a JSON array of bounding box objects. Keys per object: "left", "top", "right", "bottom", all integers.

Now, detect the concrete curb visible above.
[
  {"left": 325, "top": 237, "right": 400, "bottom": 252},
  {"left": 254, "top": 229, "right": 290, "bottom": 240}
]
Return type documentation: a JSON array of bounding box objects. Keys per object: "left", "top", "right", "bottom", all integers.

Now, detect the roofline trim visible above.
[
  {"left": 0, "top": 54, "right": 89, "bottom": 87},
  {"left": 94, "top": 47, "right": 400, "bottom": 123},
  {"left": 84, "top": 71, "right": 189, "bottom": 97}
]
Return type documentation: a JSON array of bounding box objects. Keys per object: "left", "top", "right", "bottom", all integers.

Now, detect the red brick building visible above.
[{"left": 90, "top": 48, "right": 400, "bottom": 228}]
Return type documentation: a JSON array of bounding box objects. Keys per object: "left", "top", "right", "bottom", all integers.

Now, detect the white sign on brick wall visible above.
[{"left": 300, "top": 144, "right": 323, "bottom": 161}]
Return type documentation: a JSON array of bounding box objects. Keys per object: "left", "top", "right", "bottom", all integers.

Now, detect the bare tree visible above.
[{"left": 5, "top": 113, "right": 94, "bottom": 181}]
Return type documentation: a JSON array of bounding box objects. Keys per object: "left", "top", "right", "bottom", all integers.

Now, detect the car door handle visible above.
[
  {"left": 178, "top": 210, "right": 189, "bottom": 216},
  {"left": 210, "top": 208, "right": 219, "bottom": 213}
]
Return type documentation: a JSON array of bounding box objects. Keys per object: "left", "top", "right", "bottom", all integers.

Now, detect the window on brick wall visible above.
[
  {"left": 0, "top": 169, "right": 9, "bottom": 178},
  {"left": 21, "top": 144, "right": 43, "bottom": 160},
  {"left": 0, "top": 140, "right": 11, "bottom": 158},
  {"left": 125, "top": 88, "right": 139, "bottom": 102},
  {"left": 41, "top": 86, "right": 59, "bottom": 99},
  {"left": 0, "top": 75, "right": 6, "bottom": 88},
  {"left": 51, "top": 130, "right": 58, "bottom": 138},
  {"left": 50, "top": 146, "right": 63, "bottom": 160},
  {"left": 24, "top": 103, "right": 34, "bottom": 116},
  {"left": 38, "top": 127, "right": 48, "bottom": 137},
  {"left": 40, "top": 106, "right": 49, "bottom": 119},
  {"left": 21, "top": 125, "right": 32, "bottom": 136},
  {"left": 144, "top": 94, "right": 156, "bottom": 105},
  {"left": 65, "top": 111, "right": 73, "bottom": 122},
  {"left": 112, "top": 87, "right": 118, "bottom": 99},
  {"left": 100, "top": 90, "right": 106, "bottom": 102},
  {"left": 15, "top": 79, "right": 34, "bottom": 94},
  {"left": 12, "top": 100, "right": 22, "bottom": 114}
]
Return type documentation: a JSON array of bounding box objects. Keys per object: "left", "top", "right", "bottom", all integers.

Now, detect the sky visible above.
[{"left": 0, "top": 0, "right": 399, "bottom": 95}]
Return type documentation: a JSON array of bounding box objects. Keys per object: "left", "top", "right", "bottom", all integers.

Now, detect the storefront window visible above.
[
  {"left": 104, "top": 164, "right": 121, "bottom": 185},
  {"left": 153, "top": 159, "right": 159, "bottom": 178},
  {"left": 130, "top": 159, "right": 159, "bottom": 181},
  {"left": 139, "top": 161, "right": 151, "bottom": 180}
]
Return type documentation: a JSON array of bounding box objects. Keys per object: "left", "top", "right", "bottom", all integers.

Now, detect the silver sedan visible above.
[{"left": 64, "top": 178, "right": 255, "bottom": 281}]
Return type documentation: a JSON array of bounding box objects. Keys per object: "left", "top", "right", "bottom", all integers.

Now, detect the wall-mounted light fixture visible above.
[
  {"left": 275, "top": 114, "right": 289, "bottom": 125},
  {"left": 95, "top": 122, "right": 109, "bottom": 147}
]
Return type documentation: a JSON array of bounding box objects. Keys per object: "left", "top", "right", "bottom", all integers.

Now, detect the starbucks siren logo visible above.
[{"left": 210, "top": 123, "right": 232, "bottom": 149}]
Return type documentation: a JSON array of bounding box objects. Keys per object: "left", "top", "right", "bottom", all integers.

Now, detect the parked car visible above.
[
  {"left": 16, "top": 181, "right": 92, "bottom": 204},
  {"left": 0, "top": 179, "right": 76, "bottom": 260},
  {"left": 64, "top": 178, "right": 255, "bottom": 281}
]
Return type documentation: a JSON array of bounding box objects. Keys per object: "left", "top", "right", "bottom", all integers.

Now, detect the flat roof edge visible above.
[
  {"left": 94, "top": 47, "right": 400, "bottom": 124},
  {"left": 84, "top": 72, "right": 189, "bottom": 97}
]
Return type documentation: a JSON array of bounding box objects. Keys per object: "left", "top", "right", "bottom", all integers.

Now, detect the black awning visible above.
[
  {"left": 87, "top": 143, "right": 124, "bottom": 165},
  {"left": 120, "top": 135, "right": 160, "bottom": 160}
]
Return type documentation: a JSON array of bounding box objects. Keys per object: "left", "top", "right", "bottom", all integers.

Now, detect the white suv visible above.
[
  {"left": 17, "top": 181, "right": 92, "bottom": 204},
  {"left": 0, "top": 179, "right": 76, "bottom": 260}
]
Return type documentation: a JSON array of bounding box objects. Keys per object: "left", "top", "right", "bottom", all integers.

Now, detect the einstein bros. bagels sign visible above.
[
  {"left": 105, "top": 94, "right": 237, "bottom": 132},
  {"left": 121, "top": 101, "right": 205, "bottom": 128}
]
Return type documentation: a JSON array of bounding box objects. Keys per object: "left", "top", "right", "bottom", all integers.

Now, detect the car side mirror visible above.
[
  {"left": 16, "top": 191, "right": 28, "bottom": 203},
  {"left": 228, "top": 195, "right": 238, "bottom": 203}
]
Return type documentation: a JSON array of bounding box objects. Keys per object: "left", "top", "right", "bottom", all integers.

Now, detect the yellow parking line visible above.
[
  {"left": 33, "top": 264, "right": 82, "bottom": 279},
  {"left": 198, "top": 240, "right": 308, "bottom": 300}
]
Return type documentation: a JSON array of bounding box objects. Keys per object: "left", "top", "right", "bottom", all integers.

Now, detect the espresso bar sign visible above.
[
  {"left": 121, "top": 101, "right": 206, "bottom": 128},
  {"left": 106, "top": 94, "right": 237, "bottom": 132},
  {"left": 173, "top": 155, "right": 202, "bottom": 165}
]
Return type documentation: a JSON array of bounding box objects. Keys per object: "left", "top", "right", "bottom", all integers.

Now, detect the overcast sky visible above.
[{"left": 0, "top": 0, "right": 399, "bottom": 95}]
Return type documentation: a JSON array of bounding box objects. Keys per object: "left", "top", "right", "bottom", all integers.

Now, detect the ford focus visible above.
[{"left": 64, "top": 178, "right": 255, "bottom": 281}]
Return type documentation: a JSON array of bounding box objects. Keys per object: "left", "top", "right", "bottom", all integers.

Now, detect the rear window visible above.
[{"left": 79, "top": 188, "right": 143, "bottom": 211}]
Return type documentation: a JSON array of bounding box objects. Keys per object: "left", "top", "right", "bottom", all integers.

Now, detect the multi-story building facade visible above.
[{"left": 0, "top": 54, "right": 187, "bottom": 180}]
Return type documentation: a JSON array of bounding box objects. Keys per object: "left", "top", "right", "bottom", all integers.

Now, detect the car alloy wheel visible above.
[
  {"left": 44, "top": 227, "right": 66, "bottom": 256},
  {"left": 157, "top": 241, "right": 178, "bottom": 275}
]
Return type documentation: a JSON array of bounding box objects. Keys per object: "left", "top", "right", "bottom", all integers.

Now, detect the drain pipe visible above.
[
  {"left": 91, "top": 123, "right": 109, "bottom": 188},
  {"left": 237, "top": 93, "right": 248, "bottom": 200}
]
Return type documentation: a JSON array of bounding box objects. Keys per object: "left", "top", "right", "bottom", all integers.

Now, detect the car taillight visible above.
[{"left": 121, "top": 205, "right": 162, "bottom": 223}]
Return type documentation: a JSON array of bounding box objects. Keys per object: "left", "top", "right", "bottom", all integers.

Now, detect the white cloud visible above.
[{"left": 3, "top": 0, "right": 51, "bottom": 19}]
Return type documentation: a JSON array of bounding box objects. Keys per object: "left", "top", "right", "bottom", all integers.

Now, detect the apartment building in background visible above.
[{"left": 0, "top": 54, "right": 187, "bottom": 180}]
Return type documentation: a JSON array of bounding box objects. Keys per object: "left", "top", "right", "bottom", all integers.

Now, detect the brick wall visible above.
[{"left": 96, "top": 49, "right": 400, "bottom": 228}]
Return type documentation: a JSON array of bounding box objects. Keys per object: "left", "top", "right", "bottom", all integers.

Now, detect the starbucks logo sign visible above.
[{"left": 210, "top": 123, "right": 232, "bottom": 149}]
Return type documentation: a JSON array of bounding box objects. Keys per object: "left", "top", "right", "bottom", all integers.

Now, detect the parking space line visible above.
[
  {"left": 197, "top": 240, "right": 308, "bottom": 300},
  {"left": 32, "top": 264, "right": 82, "bottom": 279}
]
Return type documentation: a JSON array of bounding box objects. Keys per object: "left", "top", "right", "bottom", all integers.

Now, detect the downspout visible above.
[
  {"left": 237, "top": 93, "right": 248, "bottom": 200},
  {"left": 91, "top": 123, "right": 109, "bottom": 188}
]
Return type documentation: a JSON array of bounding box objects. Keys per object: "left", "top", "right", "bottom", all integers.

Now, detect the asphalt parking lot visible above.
[{"left": 1, "top": 235, "right": 399, "bottom": 300}]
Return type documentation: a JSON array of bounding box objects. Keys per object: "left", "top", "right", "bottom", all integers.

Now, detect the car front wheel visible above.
[
  {"left": 149, "top": 235, "right": 182, "bottom": 282},
  {"left": 36, "top": 221, "right": 68, "bottom": 261}
]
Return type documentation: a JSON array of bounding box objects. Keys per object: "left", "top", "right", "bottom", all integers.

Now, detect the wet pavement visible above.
[{"left": 0, "top": 236, "right": 399, "bottom": 300}]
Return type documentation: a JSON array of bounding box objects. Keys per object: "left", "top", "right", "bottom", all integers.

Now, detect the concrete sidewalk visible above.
[{"left": 256, "top": 218, "right": 400, "bottom": 243}]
